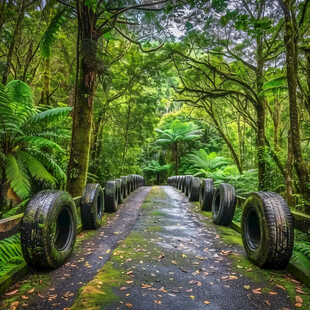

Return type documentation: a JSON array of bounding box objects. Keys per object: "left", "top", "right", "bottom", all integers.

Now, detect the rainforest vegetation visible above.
[{"left": 0, "top": 0, "right": 309, "bottom": 218}]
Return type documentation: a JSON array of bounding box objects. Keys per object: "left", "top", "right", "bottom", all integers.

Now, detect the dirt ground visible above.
[{"left": 1, "top": 186, "right": 309, "bottom": 310}]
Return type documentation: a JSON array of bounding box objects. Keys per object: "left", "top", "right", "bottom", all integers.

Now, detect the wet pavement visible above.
[{"left": 70, "top": 186, "right": 308, "bottom": 310}]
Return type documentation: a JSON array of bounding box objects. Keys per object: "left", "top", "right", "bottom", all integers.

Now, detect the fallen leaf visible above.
[
  {"left": 126, "top": 271, "right": 133, "bottom": 275},
  {"left": 154, "top": 300, "right": 161, "bottom": 304},
  {"left": 252, "top": 288, "right": 262, "bottom": 294},
  {"left": 126, "top": 302, "right": 133, "bottom": 308},
  {"left": 190, "top": 295, "right": 195, "bottom": 300},
  {"left": 182, "top": 254, "right": 187, "bottom": 258},
  {"left": 27, "top": 288, "right": 35, "bottom": 294},
  {"left": 276, "top": 284, "right": 286, "bottom": 291},
  {"left": 229, "top": 276, "right": 238, "bottom": 280},
  {"left": 186, "top": 288, "right": 193, "bottom": 293},
  {"left": 5, "top": 289, "right": 18, "bottom": 296},
  {"left": 264, "top": 300, "right": 271, "bottom": 305},
  {"left": 221, "top": 250, "right": 232, "bottom": 255},
  {"left": 295, "top": 303, "right": 303, "bottom": 308},
  {"left": 295, "top": 296, "right": 303, "bottom": 304},
  {"left": 295, "top": 288, "right": 307, "bottom": 295},
  {"left": 119, "top": 287, "right": 129, "bottom": 291},
  {"left": 244, "top": 285, "right": 250, "bottom": 290},
  {"left": 21, "top": 296, "right": 29, "bottom": 300},
  {"left": 98, "top": 256, "right": 103, "bottom": 259},
  {"left": 126, "top": 280, "right": 134, "bottom": 284},
  {"left": 158, "top": 252, "right": 165, "bottom": 262},
  {"left": 38, "top": 293, "right": 45, "bottom": 298},
  {"left": 269, "top": 292, "right": 277, "bottom": 295},
  {"left": 10, "top": 301, "right": 19, "bottom": 310},
  {"left": 204, "top": 301, "right": 210, "bottom": 305}
]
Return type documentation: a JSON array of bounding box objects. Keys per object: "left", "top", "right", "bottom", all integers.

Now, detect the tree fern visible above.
[{"left": 18, "top": 136, "right": 64, "bottom": 152}]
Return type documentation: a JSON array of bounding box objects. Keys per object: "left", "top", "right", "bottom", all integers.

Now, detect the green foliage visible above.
[
  {"left": 0, "top": 235, "right": 24, "bottom": 277},
  {"left": 0, "top": 81, "right": 70, "bottom": 202},
  {"left": 41, "top": 10, "right": 68, "bottom": 59},
  {"left": 292, "top": 241, "right": 310, "bottom": 271}
]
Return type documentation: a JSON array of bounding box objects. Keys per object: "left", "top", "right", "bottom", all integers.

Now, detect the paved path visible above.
[{"left": 2, "top": 186, "right": 309, "bottom": 310}]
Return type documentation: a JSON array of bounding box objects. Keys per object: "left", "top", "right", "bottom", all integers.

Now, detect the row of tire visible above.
[
  {"left": 20, "top": 174, "right": 145, "bottom": 269},
  {"left": 168, "top": 175, "right": 294, "bottom": 270}
]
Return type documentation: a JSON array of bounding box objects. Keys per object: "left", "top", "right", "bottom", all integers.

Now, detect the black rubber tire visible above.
[
  {"left": 241, "top": 192, "right": 294, "bottom": 269},
  {"left": 121, "top": 176, "right": 128, "bottom": 198},
  {"left": 114, "top": 179, "right": 123, "bottom": 204},
  {"left": 212, "top": 183, "right": 236, "bottom": 226},
  {"left": 181, "top": 176, "right": 186, "bottom": 192},
  {"left": 185, "top": 175, "right": 193, "bottom": 197},
  {"left": 80, "top": 183, "right": 104, "bottom": 230},
  {"left": 20, "top": 190, "right": 77, "bottom": 268},
  {"left": 104, "top": 181, "right": 119, "bottom": 212},
  {"left": 200, "top": 179, "right": 215, "bottom": 211},
  {"left": 189, "top": 177, "right": 200, "bottom": 201},
  {"left": 127, "top": 175, "right": 132, "bottom": 194}
]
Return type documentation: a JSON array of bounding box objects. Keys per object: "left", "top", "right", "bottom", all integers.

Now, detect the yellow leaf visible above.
[{"left": 204, "top": 301, "right": 210, "bottom": 305}]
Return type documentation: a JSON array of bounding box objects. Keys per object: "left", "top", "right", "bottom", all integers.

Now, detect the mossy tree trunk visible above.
[
  {"left": 66, "top": 1, "right": 99, "bottom": 197},
  {"left": 279, "top": 0, "right": 310, "bottom": 211}
]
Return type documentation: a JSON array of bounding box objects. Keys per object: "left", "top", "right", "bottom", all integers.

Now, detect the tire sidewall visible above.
[{"left": 241, "top": 195, "right": 267, "bottom": 267}]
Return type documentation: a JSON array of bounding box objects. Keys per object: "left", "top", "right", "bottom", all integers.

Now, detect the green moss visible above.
[
  {"left": 148, "top": 225, "right": 163, "bottom": 232},
  {"left": 0, "top": 272, "right": 51, "bottom": 309},
  {"left": 150, "top": 210, "right": 168, "bottom": 217}
]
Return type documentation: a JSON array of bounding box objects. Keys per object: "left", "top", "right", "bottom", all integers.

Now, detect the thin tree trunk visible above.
[
  {"left": 286, "top": 128, "right": 294, "bottom": 207},
  {"left": 40, "top": 58, "right": 51, "bottom": 105},
  {"left": 175, "top": 142, "right": 178, "bottom": 175}
]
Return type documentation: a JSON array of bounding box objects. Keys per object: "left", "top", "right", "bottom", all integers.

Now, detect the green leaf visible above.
[
  {"left": 5, "top": 153, "right": 30, "bottom": 200},
  {"left": 27, "top": 107, "right": 73, "bottom": 124}
]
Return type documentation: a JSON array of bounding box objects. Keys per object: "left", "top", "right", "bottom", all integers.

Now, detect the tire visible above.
[
  {"left": 121, "top": 176, "right": 128, "bottom": 198},
  {"left": 115, "top": 179, "right": 123, "bottom": 204},
  {"left": 127, "top": 175, "right": 132, "bottom": 193},
  {"left": 104, "top": 181, "right": 119, "bottom": 212},
  {"left": 181, "top": 176, "right": 186, "bottom": 192},
  {"left": 200, "top": 179, "right": 215, "bottom": 211},
  {"left": 185, "top": 175, "right": 193, "bottom": 197},
  {"left": 80, "top": 183, "right": 104, "bottom": 230},
  {"left": 212, "top": 183, "right": 236, "bottom": 226},
  {"left": 20, "top": 190, "right": 77, "bottom": 268},
  {"left": 189, "top": 177, "right": 200, "bottom": 201},
  {"left": 241, "top": 192, "right": 294, "bottom": 269}
]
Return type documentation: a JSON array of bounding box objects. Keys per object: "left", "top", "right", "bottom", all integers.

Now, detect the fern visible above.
[
  {"left": 18, "top": 151, "right": 56, "bottom": 184},
  {"left": 41, "top": 10, "right": 68, "bottom": 59},
  {"left": 5, "top": 153, "right": 31, "bottom": 200},
  {"left": 18, "top": 136, "right": 64, "bottom": 152},
  {"left": 27, "top": 107, "right": 73, "bottom": 124},
  {"left": 0, "top": 235, "right": 24, "bottom": 277}
]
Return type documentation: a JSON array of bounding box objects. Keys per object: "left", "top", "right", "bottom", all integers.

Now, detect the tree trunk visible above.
[
  {"left": 286, "top": 128, "right": 294, "bottom": 207},
  {"left": 156, "top": 172, "right": 159, "bottom": 185},
  {"left": 66, "top": 1, "right": 98, "bottom": 197},
  {"left": 256, "top": 33, "right": 266, "bottom": 191},
  {"left": 40, "top": 58, "right": 51, "bottom": 105},
  {"left": 279, "top": 0, "right": 310, "bottom": 211},
  {"left": 2, "top": 0, "right": 25, "bottom": 84}
]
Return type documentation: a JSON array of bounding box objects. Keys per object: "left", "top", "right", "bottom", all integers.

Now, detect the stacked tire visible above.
[{"left": 20, "top": 174, "right": 145, "bottom": 270}]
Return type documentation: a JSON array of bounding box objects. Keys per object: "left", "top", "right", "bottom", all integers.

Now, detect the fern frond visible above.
[
  {"left": 27, "top": 107, "right": 73, "bottom": 124},
  {"left": 41, "top": 10, "right": 68, "bottom": 59},
  {"left": 18, "top": 151, "right": 56, "bottom": 184},
  {"left": 18, "top": 136, "right": 63, "bottom": 152},
  {"left": 5, "top": 153, "right": 30, "bottom": 200}
]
